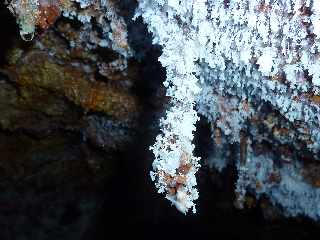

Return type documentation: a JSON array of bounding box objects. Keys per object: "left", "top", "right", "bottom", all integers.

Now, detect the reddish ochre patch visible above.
[
  {"left": 175, "top": 175, "right": 187, "bottom": 184},
  {"left": 37, "top": 5, "right": 61, "bottom": 30},
  {"left": 177, "top": 163, "right": 191, "bottom": 175},
  {"left": 256, "top": 3, "right": 271, "bottom": 13}
]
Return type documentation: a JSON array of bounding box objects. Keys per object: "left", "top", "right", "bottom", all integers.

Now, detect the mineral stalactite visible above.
[{"left": 138, "top": 0, "right": 320, "bottom": 218}]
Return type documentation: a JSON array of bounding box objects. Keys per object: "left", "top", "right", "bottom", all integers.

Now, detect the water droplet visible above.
[{"left": 20, "top": 31, "right": 34, "bottom": 41}]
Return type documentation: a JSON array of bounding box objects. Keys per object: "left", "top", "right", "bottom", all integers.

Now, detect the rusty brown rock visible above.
[{"left": 3, "top": 46, "right": 139, "bottom": 121}]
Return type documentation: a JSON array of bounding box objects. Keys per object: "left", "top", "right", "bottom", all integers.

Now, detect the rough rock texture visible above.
[{"left": 0, "top": 1, "right": 146, "bottom": 239}]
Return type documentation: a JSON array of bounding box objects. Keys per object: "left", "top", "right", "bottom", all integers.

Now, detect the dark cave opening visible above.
[{"left": 0, "top": 2, "right": 19, "bottom": 65}]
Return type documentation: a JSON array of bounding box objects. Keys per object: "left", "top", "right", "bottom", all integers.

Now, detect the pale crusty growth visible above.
[
  {"left": 138, "top": 0, "right": 320, "bottom": 215},
  {"left": 8, "top": 0, "right": 132, "bottom": 57},
  {"left": 194, "top": 0, "right": 320, "bottom": 219},
  {"left": 136, "top": 0, "right": 207, "bottom": 213},
  {"left": 62, "top": 0, "right": 132, "bottom": 57},
  {"left": 8, "top": 0, "right": 64, "bottom": 40},
  {"left": 8, "top": 0, "right": 41, "bottom": 40}
]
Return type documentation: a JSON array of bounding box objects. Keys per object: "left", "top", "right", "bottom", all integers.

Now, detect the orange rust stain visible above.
[
  {"left": 270, "top": 74, "right": 284, "bottom": 82},
  {"left": 37, "top": 5, "right": 61, "bottom": 30},
  {"left": 267, "top": 172, "right": 281, "bottom": 184},
  {"left": 175, "top": 175, "right": 187, "bottom": 184},
  {"left": 177, "top": 163, "right": 191, "bottom": 175},
  {"left": 256, "top": 3, "right": 271, "bottom": 13},
  {"left": 242, "top": 100, "right": 250, "bottom": 113},
  {"left": 84, "top": 83, "right": 106, "bottom": 111},
  {"left": 311, "top": 95, "right": 320, "bottom": 105},
  {"left": 213, "top": 127, "right": 222, "bottom": 145},
  {"left": 273, "top": 127, "right": 290, "bottom": 136}
]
